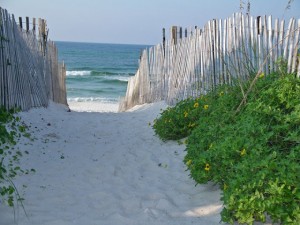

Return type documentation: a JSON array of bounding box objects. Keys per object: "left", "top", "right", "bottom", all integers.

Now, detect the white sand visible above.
[{"left": 0, "top": 101, "right": 223, "bottom": 225}]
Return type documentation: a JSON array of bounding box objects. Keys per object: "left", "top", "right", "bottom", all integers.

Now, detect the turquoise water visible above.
[{"left": 55, "top": 41, "right": 150, "bottom": 103}]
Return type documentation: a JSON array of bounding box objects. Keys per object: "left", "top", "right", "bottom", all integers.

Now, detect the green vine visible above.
[{"left": 0, "top": 106, "right": 31, "bottom": 211}]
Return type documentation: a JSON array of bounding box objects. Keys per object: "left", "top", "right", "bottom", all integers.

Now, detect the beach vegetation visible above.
[
  {"left": 0, "top": 107, "right": 30, "bottom": 209},
  {"left": 152, "top": 95, "right": 211, "bottom": 141},
  {"left": 153, "top": 70, "right": 300, "bottom": 224}
]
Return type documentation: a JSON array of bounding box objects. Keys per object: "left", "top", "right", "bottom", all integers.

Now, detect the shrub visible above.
[
  {"left": 153, "top": 97, "right": 204, "bottom": 140},
  {"left": 153, "top": 72, "right": 300, "bottom": 224},
  {"left": 152, "top": 82, "right": 243, "bottom": 141}
]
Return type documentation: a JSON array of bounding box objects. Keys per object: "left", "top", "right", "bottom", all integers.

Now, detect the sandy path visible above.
[{"left": 0, "top": 102, "right": 222, "bottom": 225}]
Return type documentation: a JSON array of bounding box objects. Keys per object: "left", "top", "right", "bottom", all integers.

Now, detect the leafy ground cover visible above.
[
  {"left": 0, "top": 107, "right": 31, "bottom": 208},
  {"left": 153, "top": 72, "right": 300, "bottom": 224}
]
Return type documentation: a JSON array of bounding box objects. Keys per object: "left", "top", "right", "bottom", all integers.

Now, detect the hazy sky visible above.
[{"left": 1, "top": 0, "right": 299, "bottom": 45}]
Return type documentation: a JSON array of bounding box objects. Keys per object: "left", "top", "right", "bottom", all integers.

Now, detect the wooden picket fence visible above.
[
  {"left": 119, "top": 13, "right": 300, "bottom": 111},
  {"left": 0, "top": 8, "right": 67, "bottom": 111}
]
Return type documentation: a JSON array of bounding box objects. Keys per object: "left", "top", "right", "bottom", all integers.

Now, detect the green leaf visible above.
[{"left": 7, "top": 197, "right": 14, "bottom": 207}]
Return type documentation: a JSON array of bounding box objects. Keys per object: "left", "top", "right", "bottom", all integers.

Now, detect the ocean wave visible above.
[
  {"left": 103, "top": 75, "right": 130, "bottom": 83},
  {"left": 67, "top": 97, "right": 119, "bottom": 103},
  {"left": 66, "top": 71, "right": 91, "bottom": 76},
  {"left": 112, "top": 76, "right": 130, "bottom": 82},
  {"left": 68, "top": 73, "right": 130, "bottom": 83},
  {"left": 91, "top": 71, "right": 118, "bottom": 76},
  {"left": 67, "top": 70, "right": 131, "bottom": 81}
]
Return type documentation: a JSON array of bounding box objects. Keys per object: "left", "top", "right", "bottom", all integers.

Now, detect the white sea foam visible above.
[
  {"left": 66, "top": 70, "right": 91, "bottom": 76},
  {"left": 115, "top": 76, "right": 130, "bottom": 82},
  {"left": 67, "top": 97, "right": 118, "bottom": 103},
  {"left": 104, "top": 75, "right": 130, "bottom": 82},
  {"left": 67, "top": 97, "right": 119, "bottom": 112},
  {"left": 68, "top": 101, "right": 119, "bottom": 112},
  {"left": 66, "top": 71, "right": 130, "bottom": 82}
]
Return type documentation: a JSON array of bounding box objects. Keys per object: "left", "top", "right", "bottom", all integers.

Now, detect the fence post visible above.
[
  {"left": 26, "top": 17, "right": 29, "bottom": 32},
  {"left": 33, "top": 18, "right": 36, "bottom": 35},
  {"left": 257, "top": 16, "right": 261, "bottom": 35},
  {"left": 162, "top": 28, "right": 166, "bottom": 56},
  {"left": 39, "top": 19, "right": 47, "bottom": 56},
  {"left": 171, "top": 26, "right": 177, "bottom": 45},
  {"left": 19, "top": 17, "right": 22, "bottom": 29},
  {"left": 179, "top": 27, "right": 182, "bottom": 39}
]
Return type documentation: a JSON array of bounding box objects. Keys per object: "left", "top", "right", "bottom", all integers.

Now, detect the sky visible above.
[{"left": 1, "top": 0, "right": 299, "bottom": 45}]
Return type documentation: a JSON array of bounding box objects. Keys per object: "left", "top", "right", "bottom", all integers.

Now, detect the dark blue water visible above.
[{"left": 55, "top": 42, "right": 150, "bottom": 103}]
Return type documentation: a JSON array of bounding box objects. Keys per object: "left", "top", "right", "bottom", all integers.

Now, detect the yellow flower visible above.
[
  {"left": 259, "top": 73, "right": 265, "bottom": 78},
  {"left": 240, "top": 148, "right": 246, "bottom": 156},
  {"left": 205, "top": 163, "right": 210, "bottom": 171},
  {"left": 186, "top": 160, "right": 192, "bottom": 166},
  {"left": 219, "top": 91, "right": 224, "bottom": 96},
  {"left": 203, "top": 105, "right": 209, "bottom": 110},
  {"left": 194, "top": 102, "right": 199, "bottom": 108},
  {"left": 184, "top": 111, "right": 188, "bottom": 117}
]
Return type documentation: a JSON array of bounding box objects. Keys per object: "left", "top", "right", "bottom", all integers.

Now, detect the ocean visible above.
[{"left": 55, "top": 41, "right": 150, "bottom": 105}]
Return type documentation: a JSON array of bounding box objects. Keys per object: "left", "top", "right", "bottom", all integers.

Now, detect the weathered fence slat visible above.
[
  {"left": 119, "top": 13, "right": 300, "bottom": 112},
  {"left": 292, "top": 19, "right": 300, "bottom": 74},
  {"left": 0, "top": 7, "right": 67, "bottom": 110}
]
